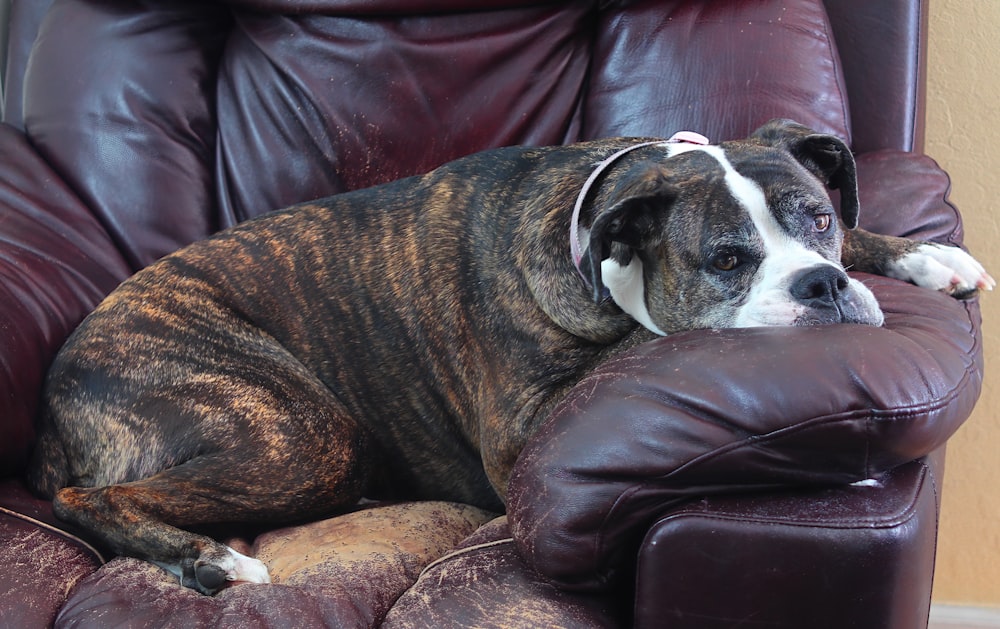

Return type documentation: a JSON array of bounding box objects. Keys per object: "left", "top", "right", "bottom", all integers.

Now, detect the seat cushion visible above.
[
  {"left": 54, "top": 502, "right": 493, "bottom": 627},
  {"left": 0, "top": 479, "right": 104, "bottom": 628}
]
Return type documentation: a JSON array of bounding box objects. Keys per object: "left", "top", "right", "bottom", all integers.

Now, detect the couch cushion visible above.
[
  {"left": 55, "top": 502, "right": 492, "bottom": 627},
  {"left": 384, "top": 517, "right": 620, "bottom": 629},
  {"left": 0, "top": 480, "right": 104, "bottom": 628},
  {"left": 19, "top": 0, "right": 853, "bottom": 269},
  {"left": 215, "top": 3, "right": 593, "bottom": 222},
  {"left": 23, "top": 1, "right": 231, "bottom": 270}
]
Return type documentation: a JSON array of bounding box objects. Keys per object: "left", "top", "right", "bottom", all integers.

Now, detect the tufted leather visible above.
[{"left": 0, "top": 1, "right": 980, "bottom": 627}]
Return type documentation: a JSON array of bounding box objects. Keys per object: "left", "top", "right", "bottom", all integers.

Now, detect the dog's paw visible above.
[
  {"left": 888, "top": 243, "right": 995, "bottom": 299},
  {"left": 181, "top": 546, "right": 271, "bottom": 594}
]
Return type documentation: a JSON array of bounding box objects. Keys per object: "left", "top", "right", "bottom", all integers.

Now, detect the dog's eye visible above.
[
  {"left": 712, "top": 254, "right": 740, "bottom": 272},
  {"left": 813, "top": 214, "right": 833, "bottom": 232}
]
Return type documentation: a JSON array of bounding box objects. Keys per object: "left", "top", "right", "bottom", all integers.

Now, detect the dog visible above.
[{"left": 27, "top": 120, "right": 992, "bottom": 594}]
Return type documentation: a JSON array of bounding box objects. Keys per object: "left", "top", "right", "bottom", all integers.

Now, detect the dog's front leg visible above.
[{"left": 841, "top": 228, "right": 994, "bottom": 298}]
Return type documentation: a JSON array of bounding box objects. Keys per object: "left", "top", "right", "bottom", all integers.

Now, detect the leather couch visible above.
[{"left": 0, "top": 1, "right": 983, "bottom": 627}]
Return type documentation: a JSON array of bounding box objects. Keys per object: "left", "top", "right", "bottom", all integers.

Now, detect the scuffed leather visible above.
[
  {"left": 55, "top": 502, "right": 494, "bottom": 628},
  {"left": 384, "top": 518, "right": 620, "bottom": 629},
  {"left": 634, "top": 460, "right": 939, "bottom": 628}
]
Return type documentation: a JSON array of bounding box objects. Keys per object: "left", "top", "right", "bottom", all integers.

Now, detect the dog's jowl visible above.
[{"left": 27, "top": 120, "right": 993, "bottom": 593}]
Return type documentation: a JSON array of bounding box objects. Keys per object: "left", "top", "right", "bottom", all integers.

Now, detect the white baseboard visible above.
[{"left": 930, "top": 605, "right": 1000, "bottom": 628}]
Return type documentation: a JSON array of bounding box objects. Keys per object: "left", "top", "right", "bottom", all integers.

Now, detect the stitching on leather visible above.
[
  {"left": 647, "top": 464, "right": 929, "bottom": 531},
  {"left": 416, "top": 537, "right": 515, "bottom": 580},
  {"left": 0, "top": 505, "right": 107, "bottom": 564}
]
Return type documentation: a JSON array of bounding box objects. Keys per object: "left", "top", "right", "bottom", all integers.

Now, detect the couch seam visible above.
[
  {"left": 0, "top": 505, "right": 107, "bottom": 564},
  {"left": 645, "top": 465, "right": 928, "bottom": 531},
  {"left": 416, "top": 537, "right": 515, "bottom": 581}
]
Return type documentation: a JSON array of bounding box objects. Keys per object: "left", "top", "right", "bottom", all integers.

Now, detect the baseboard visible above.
[{"left": 930, "top": 605, "right": 1000, "bottom": 628}]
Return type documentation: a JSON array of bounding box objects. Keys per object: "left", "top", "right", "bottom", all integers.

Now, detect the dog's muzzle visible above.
[
  {"left": 789, "top": 264, "right": 879, "bottom": 326},
  {"left": 790, "top": 266, "right": 850, "bottom": 311}
]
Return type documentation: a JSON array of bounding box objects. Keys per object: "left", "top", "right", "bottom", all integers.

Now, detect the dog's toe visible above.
[
  {"left": 223, "top": 546, "right": 271, "bottom": 585},
  {"left": 888, "top": 243, "right": 994, "bottom": 298}
]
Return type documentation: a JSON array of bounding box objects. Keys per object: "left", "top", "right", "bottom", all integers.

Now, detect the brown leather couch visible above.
[{"left": 0, "top": 1, "right": 983, "bottom": 627}]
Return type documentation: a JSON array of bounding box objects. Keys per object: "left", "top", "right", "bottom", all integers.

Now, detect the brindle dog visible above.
[{"left": 27, "top": 120, "right": 991, "bottom": 593}]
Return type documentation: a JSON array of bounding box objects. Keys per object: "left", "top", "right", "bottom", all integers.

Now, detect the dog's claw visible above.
[{"left": 977, "top": 272, "right": 997, "bottom": 292}]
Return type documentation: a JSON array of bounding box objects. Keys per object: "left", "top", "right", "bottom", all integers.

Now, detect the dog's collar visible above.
[{"left": 569, "top": 131, "right": 710, "bottom": 295}]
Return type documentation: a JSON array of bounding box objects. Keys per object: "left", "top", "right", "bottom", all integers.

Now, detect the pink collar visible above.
[{"left": 569, "top": 131, "right": 710, "bottom": 292}]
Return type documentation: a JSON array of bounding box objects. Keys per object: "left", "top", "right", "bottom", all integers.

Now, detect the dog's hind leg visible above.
[
  {"left": 54, "top": 478, "right": 269, "bottom": 592},
  {"left": 51, "top": 389, "right": 372, "bottom": 594}
]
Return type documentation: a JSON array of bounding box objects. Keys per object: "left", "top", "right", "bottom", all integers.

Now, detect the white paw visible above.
[
  {"left": 155, "top": 545, "right": 271, "bottom": 593},
  {"left": 888, "top": 243, "right": 995, "bottom": 297},
  {"left": 224, "top": 546, "right": 271, "bottom": 585}
]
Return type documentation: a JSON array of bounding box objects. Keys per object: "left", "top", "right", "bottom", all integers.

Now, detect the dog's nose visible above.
[{"left": 790, "top": 265, "right": 849, "bottom": 309}]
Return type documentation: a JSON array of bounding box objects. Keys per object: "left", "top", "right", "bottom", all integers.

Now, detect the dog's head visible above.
[{"left": 579, "top": 119, "right": 883, "bottom": 335}]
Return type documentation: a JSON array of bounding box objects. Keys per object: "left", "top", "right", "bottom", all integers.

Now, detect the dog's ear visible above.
[
  {"left": 582, "top": 162, "right": 678, "bottom": 303},
  {"left": 751, "top": 119, "right": 860, "bottom": 229}
]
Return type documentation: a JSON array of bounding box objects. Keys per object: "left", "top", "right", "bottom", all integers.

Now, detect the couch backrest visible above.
[{"left": 3, "top": 0, "right": 923, "bottom": 269}]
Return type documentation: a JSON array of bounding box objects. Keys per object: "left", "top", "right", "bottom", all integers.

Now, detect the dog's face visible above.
[{"left": 581, "top": 120, "right": 884, "bottom": 335}]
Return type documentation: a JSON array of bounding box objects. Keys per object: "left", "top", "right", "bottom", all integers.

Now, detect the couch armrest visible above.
[
  {"left": 508, "top": 283, "right": 980, "bottom": 591},
  {"left": 633, "top": 459, "right": 939, "bottom": 628},
  {"left": 507, "top": 151, "right": 983, "bottom": 592}
]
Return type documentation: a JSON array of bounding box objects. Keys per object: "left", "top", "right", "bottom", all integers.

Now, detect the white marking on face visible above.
[
  {"left": 706, "top": 147, "right": 835, "bottom": 326},
  {"left": 600, "top": 141, "right": 883, "bottom": 332},
  {"left": 596, "top": 141, "right": 697, "bottom": 334},
  {"left": 680, "top": 145, "right": 880, "bottom": 327}
]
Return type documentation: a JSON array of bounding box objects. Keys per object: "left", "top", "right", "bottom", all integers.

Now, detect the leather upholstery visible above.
[
  {"left": 634, "top": 460, "right": 939, "bottom": 628},
  {"left": 825, "top": 0, "right": 929, "bottom": 153},
  {"left": 0, "top": 1, "right": 979, "bottom": 627}
]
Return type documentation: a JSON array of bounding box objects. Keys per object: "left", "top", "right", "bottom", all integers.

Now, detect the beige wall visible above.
[{"left": 925, "top": 0, "right": 1000, "bottom": 607}]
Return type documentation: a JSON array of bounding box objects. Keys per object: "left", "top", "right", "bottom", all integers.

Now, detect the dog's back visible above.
[{"left": 26, "top": 143, "right": 620, "bottom": 515}]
